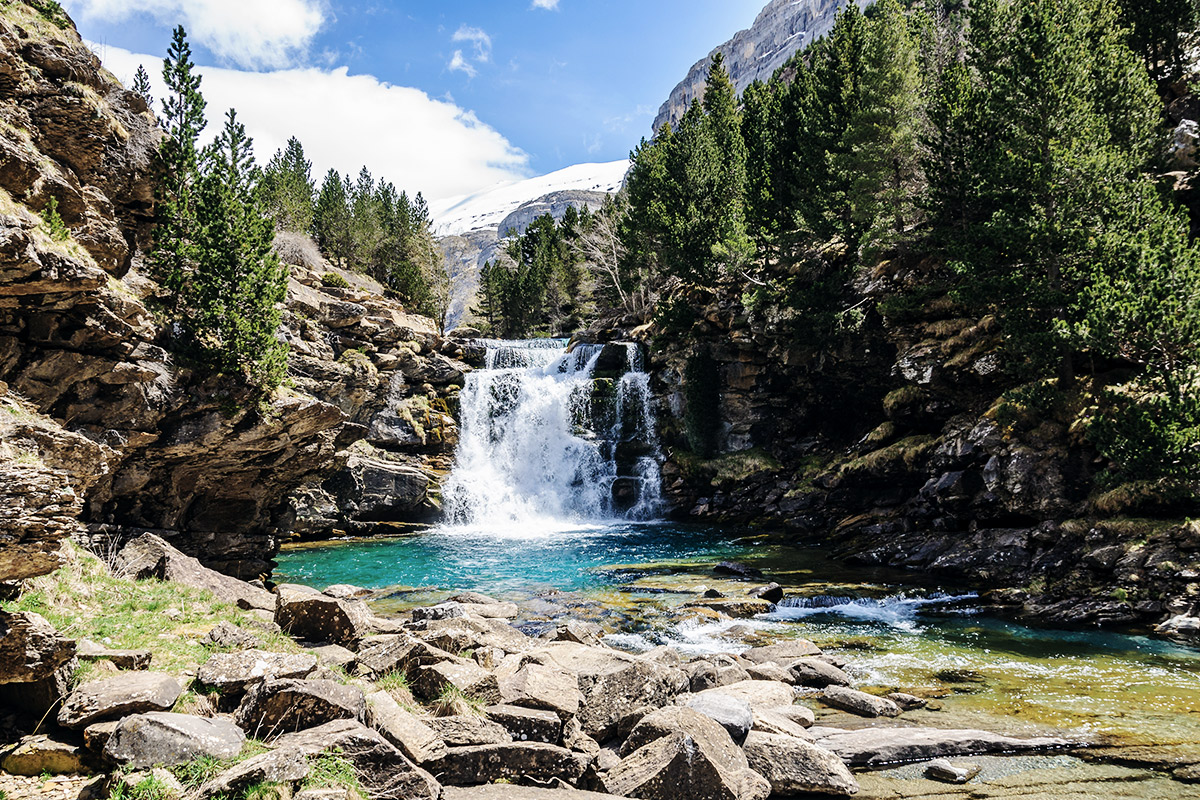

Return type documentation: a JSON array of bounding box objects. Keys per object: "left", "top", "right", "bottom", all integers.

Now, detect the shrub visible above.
[{"left": 321, "top": 271, "right": 351, "bottom": 289}]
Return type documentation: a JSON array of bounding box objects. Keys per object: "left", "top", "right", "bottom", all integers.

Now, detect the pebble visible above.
[{"left": 0, "top": 773, "right": 103, "bottom": 800}]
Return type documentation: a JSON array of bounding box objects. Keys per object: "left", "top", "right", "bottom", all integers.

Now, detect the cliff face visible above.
[
  {"left": 643, "top": 251, "right": 1200, "bottom": 638},
  {"left": 652, "top": 0, "right": 871, "bottom": 134},
  {"left": 0, "top": 2, "right": 469, "bottom": 581}
]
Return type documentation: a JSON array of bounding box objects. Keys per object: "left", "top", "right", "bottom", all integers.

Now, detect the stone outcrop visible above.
[{"left": 653, "top": 0, "right": 871, "bottom": 133}]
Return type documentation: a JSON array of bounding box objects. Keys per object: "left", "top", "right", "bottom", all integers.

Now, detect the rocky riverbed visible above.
[{"left": 3, "top": 534, "right": 1198, "bottom": 800}]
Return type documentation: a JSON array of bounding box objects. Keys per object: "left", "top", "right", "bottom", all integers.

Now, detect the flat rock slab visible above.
[
  {"left": 426, "top": 742, "right": 587, "bottom": 786},
  {"left": 741, "top": 640, "right": 822, "bottom": 665},
  {"left": 685, "top": 693, "right": 754, "bottom": 742},
  {"left": 821, "top": 685, "right": 900, "bottom": 718},
  {"left": 365, "top": 690, "right": 446, "bottom": 764},
  {"left": 198, "top": 649, "right": 318, "bottom": 693},
  {"left": 604, "top": 731, "right": 770, "bottom": 800},
  {"left": 413, "top": 660, "right": 500, "bottom": 704},
  {"left": 198, "top": 747, "right": 310, "bottom": 799},
  {"left": 444, "top": 787, "right": 617, "bottom": 800},
  {"left": 752, "top": 709, "right": 814, "bottom": 740},
  {"left": 276, "top": 584, "right": 373, "bottom": 648},
  {"left": 497, "top": 662, "right": 583, "bottom": 718},
  {"left": 115, "top": 533, "right": 275, "bottom": 611},
  {"left": 485, "top": 704, "right": 562, "bottom": 744},
  {"left": 235, "top": 678, "right": 365, "bottom": 739},
  {"left": 683, "top": 599, "right": 775, "bottom": 618},
  {"left": 693, "top": 680, "right": 795, "bottom": 712},
  {"left": 426, "top": 715, "right": 512, "bottom": 747},
  {"left": 77, "top": 639, "right": 152, "bottom": 670},
  {"left": 104, "top": 712, "right": 246, "bottom": 768},
  {"left": 812, "top": 726, "right": 1071, "bottom": 766},
  {"left": 58, "top": 672, "right": 182, "bottom": 729},
  {"left": 1, "top": 735, "right": 89, "bottom": 776},
  {"left": 743, "top": 730, "right": 859, "bottom": 797},
  {"left": 789, "top": 658, "right": 852, "bottom": 688}
]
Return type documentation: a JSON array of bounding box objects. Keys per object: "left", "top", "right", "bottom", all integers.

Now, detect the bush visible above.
[
  {"left": 41, "top": 196, "right": 69, "bottom": 242},
  {"left": 321, "top": 271, "right": 351, "bottom": 289}
]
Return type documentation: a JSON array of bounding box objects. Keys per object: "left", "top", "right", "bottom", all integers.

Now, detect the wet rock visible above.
[
  {"left": 887, "top": 692, "right": 927, "bottom": 711},
  {"left": 58, "top": 672, "right": 182, "bottom": 729},
  {"left": 604, "top": 730, "right": 770, "bottom": 800},
  {"left": 683, "top": 598, "right": 774, "bottom": 618},
  {"left": 714, "top": 562, "right": 765, "bottom": 579},
  {"left": 925, "top": 758, "right": 981, "bottom": 783},
  {"left": 789, "top": 658, "right": 852, "bottom": 688},
  {"left": 1, "top": 735, "right": 89, "bottom": 776},
  {"left": 235, "top": 678, "right": 365, "bottom": 739},
  {"left": 323, "top": 584, "right": 372, "bottom": 600},
  {"left": 276, "top": 583, "right": 373, "bottom": 648},
  {"left": 552, "top": 620, "right": 604, "bottom": 646},
  {"left": 412, "top": 660, "right": 500, "bottom": 704},
  {"left": 198, "top": 650, "right": 318, "bottom": 695},
  {"left": 747, "top": 583, "right": 784, "bottom": 604},
  {"left": 692, "top": 680, "right": 795, "bottom": 713},
  {"left": 75, "top": 639, "right": 151, "bottom": 671},
  {"left": 766, "top": 704, "right": 815, "bottom": 728},
  {"left": 365, "top": 690, "right": 446, "bottom": 764},
  {"left": 103, "top": 712, "right": 245, "bottom": 768},
  {"left": 198, "top": 747, "right": 310, "bottom": 799},
  {"left": 743, "top": 731, "right": 859, "bottom": 796},
  {"left": 426, "top": 715, "right": 513, "bottom": 747},
  {"left": 820, "top": 686, "right": 900, "bottom": 718},
  {"left": 685, "top": 693, "right": 754, "bottom": 742},
  {"left": 741, "top": 640, "right": 821, "bottom": 665},
  {"left": 497, "top": 661, "right": 584, "bottom": 719},
  {"left": 114, "top": 534, "right": 274, "bottom": 611},
  {"left": 426, "top": 742, "right": 588, "bottom": 786},
  {"left": 486, "top": 704, "right": 563, "bottom": 744},
  {"left": 810, "top": 726, "right": 1070, "bottom": 766}
]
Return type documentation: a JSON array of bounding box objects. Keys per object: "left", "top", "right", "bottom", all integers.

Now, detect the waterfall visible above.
[{"left": 442, "top": 338, "right": 662, "bottom": 532}]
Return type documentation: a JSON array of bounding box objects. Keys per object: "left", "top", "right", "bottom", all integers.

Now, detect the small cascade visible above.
[{"left": 442, "top": 338, "right": 663, "bottom": 531}]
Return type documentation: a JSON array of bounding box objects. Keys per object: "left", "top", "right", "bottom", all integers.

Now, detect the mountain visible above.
[
  {"left": 431, "top": 160, "right": 629, "bottom": 329},
  {"left": 653, "top": 0, "right": 872, "bottom": 134}
]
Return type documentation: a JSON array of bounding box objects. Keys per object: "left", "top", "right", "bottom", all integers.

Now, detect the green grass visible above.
[
  {"left": 0, "top": 542, "right": 300, "bottom": 679},
  {"left": 375, "top": 670, "right": 410, "bottom": 693},
  {"left": 432, "top": 684, "right": 487, "bottom": 717},
  {"left": 302, "top": 750, "right": 363, "bottom": 796},
  {"left": 108, "top": 774, "right": 176, "bottom": 800},
  {"left": 170, "top": 740, "right": 269, "bottom": 792}
]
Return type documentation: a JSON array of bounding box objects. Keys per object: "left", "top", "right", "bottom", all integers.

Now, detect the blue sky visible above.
[{"left": 61, "top": 0, "right": 764, "bottom": 201}]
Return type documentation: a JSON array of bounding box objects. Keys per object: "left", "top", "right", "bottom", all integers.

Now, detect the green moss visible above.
[
  {"left": 838, "top": 434, "right": 939, "bottom": 477},
  {"left": 882, "top": 385, "right": 922, "bottom": 417},
  {"left": 707, "top": 448, "right": 782, "bottom": 484}
]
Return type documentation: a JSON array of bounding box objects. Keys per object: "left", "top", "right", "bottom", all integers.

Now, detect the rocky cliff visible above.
[
  {"left": 653, "top": 0, "right": 872, "bottom": 134},
  {"left": 0, "top": 1, "right": 469, "bottom": 583}
]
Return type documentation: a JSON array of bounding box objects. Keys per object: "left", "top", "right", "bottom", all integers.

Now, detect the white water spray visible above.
[{"left": 442, "top": 338, "right": 662, "bottom": 533}]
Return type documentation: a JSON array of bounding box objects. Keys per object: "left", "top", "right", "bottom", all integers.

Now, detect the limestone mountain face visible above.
[
  {"left": 0, "top": 2, "right": 469, "bottom": 580},
  {"left": 653, "top": 0, "right": 872, "bottom": 134}
]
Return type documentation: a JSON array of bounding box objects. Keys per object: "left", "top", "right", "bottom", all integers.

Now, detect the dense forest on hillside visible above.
[{"left": 493, "top": 0, "right": 1199, "bottom": 491}]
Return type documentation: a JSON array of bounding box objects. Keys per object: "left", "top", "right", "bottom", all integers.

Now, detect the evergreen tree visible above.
[
  {"left": 1116, "top": 0, "right": 1199, "bottom": 81},
  {"left": 132, "top": 64, "right": 153, "bottom": 108},
  {"left": 313, "top": 168, "right": 352, "bottom": 265},
  {"left": 153, "top": 25, "right": 206, "bottom": 299},
  {"left": 702, "top": 53, "right": 754, "bottom": 273},
  {"left": 189, "top": 110, "right": 289, "bottom": 389},
  {"left": 259, "top": 136, "right": 315, "bottom": 233},
  {"left": 741, "top": 80, "right": 783, "bottom": 256}
]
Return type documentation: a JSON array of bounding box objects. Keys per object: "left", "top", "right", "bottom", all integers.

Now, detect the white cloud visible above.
[
  {"left": 447, "top": 50, "right": 476, "bottom": 78},
  {"left": 451, "top": 25, "right": 491, "bottom": 63},
  {"left": 531, "top": 0, "right": 560, "bottom": 9},
  {"left": 65, "top": 0, "right": 325, "bottom": 69},
  {"left": 93, "top": 43, "right": 529, "bottom": 201}
]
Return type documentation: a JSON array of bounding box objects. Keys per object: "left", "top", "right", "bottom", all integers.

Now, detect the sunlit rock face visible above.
[{"left": 652, "top": 0, "right": 874, "bottom": 135}]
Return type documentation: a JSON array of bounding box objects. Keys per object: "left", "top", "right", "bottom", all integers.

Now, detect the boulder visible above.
[
  {"left": 0, "top": 735, "right": 89, "bottom": 776},
  {"left": 485, "top": 704, "right": 563, "bottom": 744},
  {"left": 414, "top": 615, "right": 532, "bottom": 655},
  {"left": 198, "top": 650, "right": 318, "bottom": 695},
  {"left": 426, "top": 715, "right": 513, "bottom": 747},
  {"left": 751, "top": 709, "right": 814, "bottom": 740},
  {"left": 765, "top": 704, "right": 815, "bottom": 728},
  {"left": 621, "top": 706, "right": 735, "bottom": 757},
  {"left": 552, "top": 621, "right": 604, "bottom": 646},
  {"left": 103, "top": 712, "right": 246, "bottom": 768},
  {"left": 412, "top": 660, "right": 500, "bottom": 704},
  {"left": 274, "top": 720, "right": 441, "bottom": 800},
  {"left": 75, "top": 639, "right": 152, "bottom": 671},
  {"left": 789, "top": 658, "right": 852, "bottom": 688},
  {"left": 810, "top": 726, "right": 1070, "bottom": 766},
  {"left": 207, "top": 621, "right": 263, "bottom": 650},
  {"left": 413, "top": 602, "right": 465, "bottom": 622},
  {"left": 324, "top": 584, "right": 373, "bottom": 600},
  {"left": 742, "top": 731, "right": 859, "bottom": 796},
  {"left": 58, "top": 672, "right": 182, "bottom": 729},
  {"left": 365, "top": 690, "right": 446, "bottom": 764},
  {"left": 426, "top": 742, "right": 587, "bottom": 786},
  {"left": 745, "top": 663, "right": 793, "bottom": 684},
  {"left": 685, "top": 693, "right": 754, "bottom": 742},
  {"left": 741, "top": 640, "right": 821, "bottom": 665},
  {"left": 713, "top": 562, "right": 764, "bottom": 579},
  {"left": 887, "top": 692, "right": 928, "bottom": 711},
  {"left": 820, "top": 686, "right": 900, "bottom": 718},
  {"left": 747, "top": 584, "right": 785, "bottom": 604},
  {"left": 276, "top": 584, "right": 373, "bottom": 648},
  {"left": 604, "top": 731, "right": 771, "bottom": 800},
  {"left": 82, "top": 721, "right": 120, "bottom": 753},
  {"left": 235, "top": 678, "right": 365, "bottom": 739},
  {"left": 198, "top": 747, "right": 310, "bottom": 799},
  {"left": 497, "top": 662, "right": 583, "bottom": 718},
  {"left": 0, "top": 610, "right": 75, "bottom": 684},
  {"left": 683, "top": 599, "right": 774, "bottom": 618},
  {"left": 114, "top": 534, "right": 274, "bottom": 611},
  {"left": 692, "top": 680, "right": 794, "bottom": 713},
  {"left": 311, "top": 644, "right": 357, "bottom": 669},
  {"left": 354, "top": 636, "right": 456, "bottom": 677},
  {"left": 926, "top": 758, "right": 981, "bottom": 783},
  {"left": 534, "top": 642, "right": 688, "bottom": 739}
]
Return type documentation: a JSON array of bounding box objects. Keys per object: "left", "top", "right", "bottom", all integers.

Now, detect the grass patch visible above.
[
  {"left": 838, "top": 435, "right": 939, "bottom": 478},
  {"left": 303, "top": 750, "right": 363, "bottom": 796},
  {"left": 375, "top": 670, "right": 409, "bottom": 693},
  {"left": 0, "top": 542, "right": 298, "bottom": 678},
  {"left": 108, "top": 774, "right": 176, "bottom": 800},
  {"left": 431, "top": 685, "right": 486, "bottom": 717}
]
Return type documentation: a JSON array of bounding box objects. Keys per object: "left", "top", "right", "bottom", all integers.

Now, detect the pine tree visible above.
[
  {"left": 314, "top": 168, "right": 352, "bottom": 265},
  {"left": 259, "top": 136, "right": 315, "bottom": 233},
  {"left": 1116, "top": 0, "right": 1199, "bottom": 80},
  {"left": 154, "top": 25, "right": 206, "bottom": 299},
  {"left": 702, "top": 53, "right": 754, "bottom": 274},
  {"left": 741, "top": 80, "right": 783, "bottom": 256},
  {"left": 132, "top": 64, "right": 153, "bottom": 108},
  {"left": 189, "top": 110, "right": 288, "bottom": 389}
]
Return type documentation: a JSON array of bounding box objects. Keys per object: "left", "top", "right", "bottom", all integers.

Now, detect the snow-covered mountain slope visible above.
[{"left": 431, "top": 160, "right": 629, "bottom": 236}]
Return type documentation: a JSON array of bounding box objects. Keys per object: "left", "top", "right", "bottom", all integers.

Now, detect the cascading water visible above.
[{"left": 442, "top": 338, "right": 663, "bottom": 532}]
